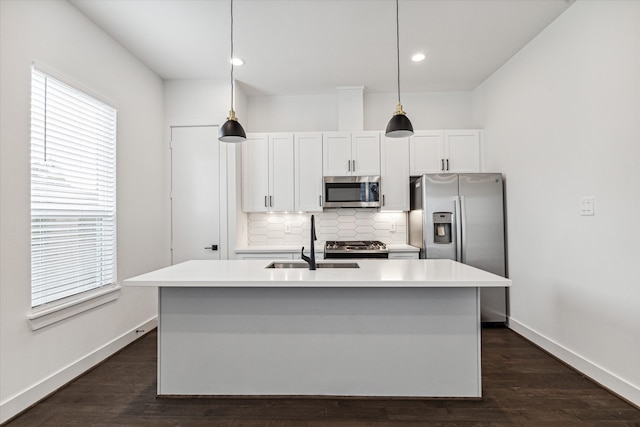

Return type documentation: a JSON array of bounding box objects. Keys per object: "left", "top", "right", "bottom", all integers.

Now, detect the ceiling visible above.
[{"left": 69, "top": 0, "right": 573, "bottom": 97}]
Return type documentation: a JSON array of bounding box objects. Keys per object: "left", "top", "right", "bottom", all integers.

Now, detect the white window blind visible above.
[{"left": 30, "top": 68, "right": 117, "bottom": 308}]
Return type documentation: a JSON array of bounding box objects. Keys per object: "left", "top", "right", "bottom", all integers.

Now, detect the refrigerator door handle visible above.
[
  {"left": 460, "top": 195, "right": 467, "bottom": 263},
  {"left": 454, "top": 196, "right": 462, "bottom": 262}
]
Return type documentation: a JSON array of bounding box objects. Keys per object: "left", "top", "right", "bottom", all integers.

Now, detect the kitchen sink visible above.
[{"left": 265, "top": 262, "right": 360, "bottom": 269}]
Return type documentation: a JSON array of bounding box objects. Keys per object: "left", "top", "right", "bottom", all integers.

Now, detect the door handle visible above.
[
  {"left": 319, "top": 195, "right": 322, "bottom": 207},
  {"left": 460, "top": 195, "right": 467, "bottom": 263},
  {"left": 446, "top": 159, "right": 450, "bottom": 171},
  {"left": 269, "top": 195, "right": 273, "bottom": 207},
  {"left": 204, "top": 245, "right": 218, "bottom": 251},
  {"left": 454, "top": 196, "right": 462, "bottom": 262},
  {"left": 264, "top": 196, "right": 268, "bottom": 208},
  {"left": 352, "top": 160, "right": 355, "bottom": 171},
  {"left": 347, "top": 160, "right": 351, "bottom": 172},
  {"left": 441, "top": 159, "right": 444, "bottom": 171}
]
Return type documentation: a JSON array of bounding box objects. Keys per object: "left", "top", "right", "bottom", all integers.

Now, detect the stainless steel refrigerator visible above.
[{"left": 409, "top": 173, "right": 507, "bottom": 324}]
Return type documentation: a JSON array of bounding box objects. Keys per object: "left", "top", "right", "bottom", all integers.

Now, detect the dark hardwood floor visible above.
[{"left": 5, "top": 327, "right": 640, "bottom": 426}]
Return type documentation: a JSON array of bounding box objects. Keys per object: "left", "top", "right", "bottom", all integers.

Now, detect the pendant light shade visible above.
[
  {"left": 219, "top": 0, "right": 246, "bottom": 143},
  {"left": 219, "top": 113, "right": 246, "bottom": 143},
  {"left": 385, "top": 103, "right": 414, "bottom": 138},
  {"left": 385, "top": 0, "right": 414, "bottom": 138}
]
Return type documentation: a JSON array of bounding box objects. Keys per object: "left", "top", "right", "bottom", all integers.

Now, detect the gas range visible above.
[{"left": 324, "top": 240, "right": 389, "bottom": 259}]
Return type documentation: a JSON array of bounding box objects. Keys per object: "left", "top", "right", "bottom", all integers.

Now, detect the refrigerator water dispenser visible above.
[{"left": 433, "top": 212, "right": 452, "bottom": 244}]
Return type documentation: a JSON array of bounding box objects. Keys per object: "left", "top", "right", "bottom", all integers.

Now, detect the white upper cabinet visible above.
[
  {"left": 410, "top": 130, "right": 481, "bottom": 175},
  {"left": 242, "top": 133, "right": 294, "bottom": 212},
  {"left": 444, "top": 130, "right": 481, "bottom": 173},
  {"left": 242, "top": 133, "right": 269, "bottom": 212},
  {"left": 410, "top": 131, "right": 444, "bottom": 174},
  {"left": 269, "top": 134, "right": 295, "bottom": 211},
  {"left": 294, "top": 133, "right": 323, "bottom": 212},
  {"left": 380, "top": 133, "right": 410, "bottom": 211},
  {"left": 242, "top": 129, "right": 480, "bottom": 213},
  {"left": 323, "top": 131, "right": 380, "bottom": 176},
  {"left": 351, "top": 132, "right": 381, "bottom": 176}
]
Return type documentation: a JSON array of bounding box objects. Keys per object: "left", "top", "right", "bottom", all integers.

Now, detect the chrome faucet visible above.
[{"left": 301, "top": 214, "right": 317, "bottom": 270}]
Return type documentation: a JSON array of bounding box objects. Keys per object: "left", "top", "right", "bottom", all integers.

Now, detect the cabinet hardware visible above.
[
  {"left": 446, "top": 159, "right": 450, "bottom": 171},
  {"left": 264, "top": 196, "right": 268, "bottom": 208},
  {"left": 347, "top": 160, "right": 351, "bottom": 172},
  {"left": 269, "top": 195, "right": 273, "bottom": 207},
  {"left": 382, "top": 195, "right": 385, "bottom": 206},
  {"left": 204, "top": 244, "right": 218, "bottom": 251},
  {"left": 319, "top": 195, "right": 322, "bottom": 206},
  {"left": 352, "top": 160, "right": 355, "bottom": 171},
  {"left": 441, "top": 159, "right": 444, "bottom": 171}
]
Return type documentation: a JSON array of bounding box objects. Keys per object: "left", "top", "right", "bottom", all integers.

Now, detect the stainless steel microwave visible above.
[{"left": 323, "top": 176, "right": 381, "bottom": 208}]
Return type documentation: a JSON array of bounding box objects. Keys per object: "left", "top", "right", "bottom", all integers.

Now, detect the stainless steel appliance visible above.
[
  {"left": 323, "top": 176, "right": 381, "bottom": 208},
  {"left": 325, "top": 240, "right": 389, "bottom": 259},
  {"left": 409, "top": 173, "right": 507, "bottom": 324}
]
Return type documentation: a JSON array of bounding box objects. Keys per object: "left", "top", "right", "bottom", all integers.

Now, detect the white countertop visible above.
[
  {"left": 124, "top": 259, "right": 511, "bottom": 288},
  {"left": 235, "top": 244, "right": 325, "bottom": 253},
  {"left": 234, "top": 244, "right": 418, "bottom": 253}
]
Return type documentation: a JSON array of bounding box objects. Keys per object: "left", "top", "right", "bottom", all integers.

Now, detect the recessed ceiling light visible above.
[
  {"left": 411, "top": 53, "right": 426, "bottom": 62},
  {"left": 230, "top": 57, "right": 244, "bottom": 66}
]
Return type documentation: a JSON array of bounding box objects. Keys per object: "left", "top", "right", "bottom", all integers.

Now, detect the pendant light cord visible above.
[
  {"left": 395, "top": 0, "right": 401, "bottom": 105},
  {"left": 230, "top": 0, "right": 235, "bottom": 112}
]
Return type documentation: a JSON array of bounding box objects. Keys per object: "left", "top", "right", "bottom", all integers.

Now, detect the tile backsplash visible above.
[{"left": 247, "top": 210, "right": 407, "bottom": 246}]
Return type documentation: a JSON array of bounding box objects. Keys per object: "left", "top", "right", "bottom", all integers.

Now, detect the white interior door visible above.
[{"left": 171, "top": 126, "right": 220, "bottom": 264}]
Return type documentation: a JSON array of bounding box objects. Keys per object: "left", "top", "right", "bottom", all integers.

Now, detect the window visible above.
[{"left": 30, "top": 67, "right": 117, "bottom": 308}]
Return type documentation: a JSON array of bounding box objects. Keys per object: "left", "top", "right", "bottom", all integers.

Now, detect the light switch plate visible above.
[{"left": 580, "top": 197, "right": 595, "bottom": 216}]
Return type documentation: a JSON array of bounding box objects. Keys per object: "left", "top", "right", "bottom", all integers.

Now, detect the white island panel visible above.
[
  {"left": 123, "top": 259, "right": 511, "bottom": 398},
  {"left": 159, "top": 286, "right": 481, "bottom": 397}
]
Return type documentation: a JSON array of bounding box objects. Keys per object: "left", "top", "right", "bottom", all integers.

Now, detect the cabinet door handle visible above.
[
  {"left": 382, "top": 194, "right": 385, "bottom": 206},
  {"left": 264, "top": 196, "right": 268, "bottom": 207},
  {"left": 269, "top": 195, "right": 273, "bottom": 207},
  {"left": 347, "top": 160, "right": 351, "bottom": 172},
  {"left": 319, "top": 195, "right": 322, "bottom": 207},
  {"left": 446, "top": 159, "right": 450, "bottom": 171},
  {"left": 441, "top": 159, "right": 444, "bottom": 171},
  {"left": 352, "top": 160, "right": 356, "bottom": 172}
]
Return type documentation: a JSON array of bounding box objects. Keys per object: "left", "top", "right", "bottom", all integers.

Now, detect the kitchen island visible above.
[{"left": 124, "top": 259, "right": 511, "bottom": 398}]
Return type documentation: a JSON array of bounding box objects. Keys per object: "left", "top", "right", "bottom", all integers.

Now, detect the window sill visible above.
[{"left": 28, "top": 285, "right": 122, "bottom": 331}]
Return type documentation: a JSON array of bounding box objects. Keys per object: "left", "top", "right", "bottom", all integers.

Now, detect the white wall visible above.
[
  {"left": 365, "top": 91, "right": 475, "bottom": 130},
  {"left": 0, "top": 0, "right": 167, "bottom": 422},
  {"left": 164, "top": 79, "right": 246, "bottom": 259},
  {"left": 472, "top": 0, "right": 640, "bottom": 406},
  {"left": 247, "top": 91, "right": 474, "bottom": 132}
]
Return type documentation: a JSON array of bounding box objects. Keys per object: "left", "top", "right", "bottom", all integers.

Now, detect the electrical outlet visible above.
[
  {"left": 284, "top": 223, "right": 291, "bottom": 233},
  {"left": 579, "top": 197, "right": 595, "bottom": 216},
  {"left": 390, "top": 221, "right": 396, "bottom": 232}
]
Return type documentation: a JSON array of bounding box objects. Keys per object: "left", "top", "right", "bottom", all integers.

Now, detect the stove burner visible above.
[{"left": 324, "top": 240, "right": 388, "bottom": 258}]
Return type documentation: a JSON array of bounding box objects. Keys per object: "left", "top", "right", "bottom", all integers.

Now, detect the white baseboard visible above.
[
  {"left": 508, "top": 317, "right": 640, "bottom": 408},
  {"left": 0, "top": 317, "right": 157, "bottom": 424}
]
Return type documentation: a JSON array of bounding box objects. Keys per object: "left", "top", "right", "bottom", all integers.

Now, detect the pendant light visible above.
[
  {"left": 385, "top": 0, "right": 414, "bottom": 138},
  {"left": 219, "top": 0, "right": 246, "bottom": 143}
]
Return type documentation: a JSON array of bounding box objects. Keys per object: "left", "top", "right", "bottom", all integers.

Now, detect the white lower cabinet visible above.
[
  {"left": 388, "top": 252, "right": 419, "bottom": 259},
  {"left": 237, "top": 253, "right": 294, "bottom": 260}
]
